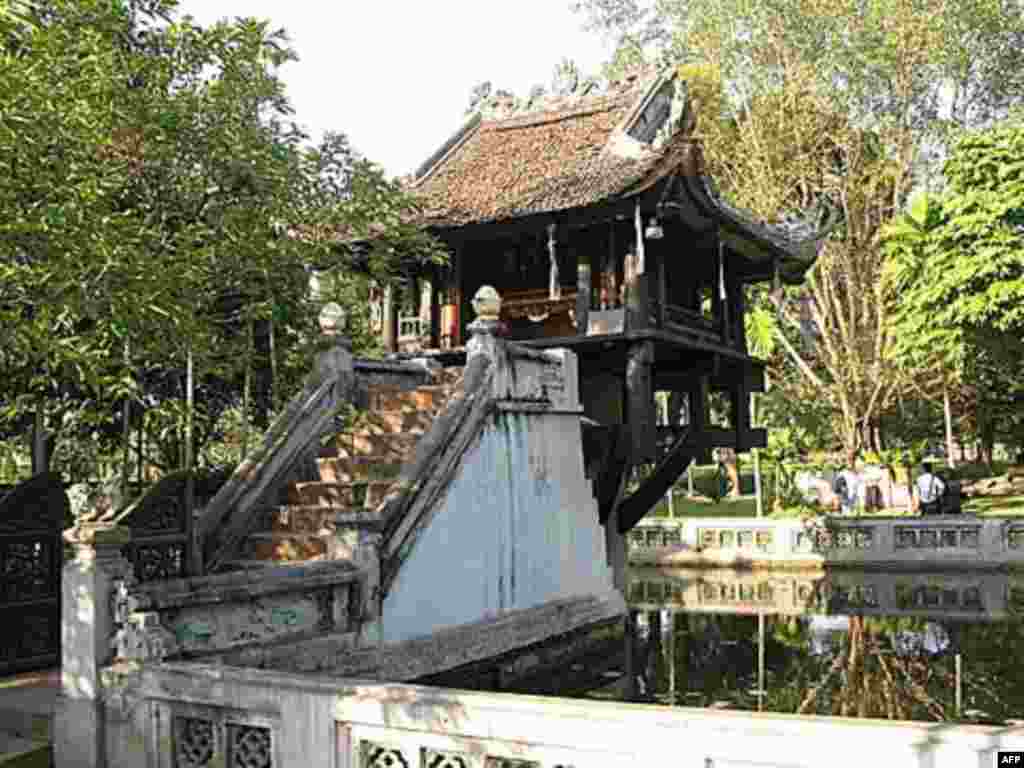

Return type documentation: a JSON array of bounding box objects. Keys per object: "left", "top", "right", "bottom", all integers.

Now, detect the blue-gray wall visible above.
[{"left": 382, "top": 410, "right": 617, "bottom": 644}]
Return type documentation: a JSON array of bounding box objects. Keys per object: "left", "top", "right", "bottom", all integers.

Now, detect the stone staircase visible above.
[{"left": 231, "top": 367, "right": 463, "bottom": 567}]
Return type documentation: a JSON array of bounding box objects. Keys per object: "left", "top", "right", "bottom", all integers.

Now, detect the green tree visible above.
[
  {"left": 885, "top": 118, "right": 1024, "bottom": 463},
  {"left": 574, "top": 0, "right": 1024, "bottom": 459},
  {"left": 0, "top": 0, "right": 444, "bottom": 485}
]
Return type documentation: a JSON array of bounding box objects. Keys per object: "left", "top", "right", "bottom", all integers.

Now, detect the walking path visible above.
[{"left": 0, "top": 669, "right": 58, "bottom": 765}]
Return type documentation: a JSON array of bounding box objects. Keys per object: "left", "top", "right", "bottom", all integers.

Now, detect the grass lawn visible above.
[
  {"left": 964, "top": 494, "right": 1024, "bottom": 516},
  {"left": 650, "top": 493, "right": 758, "bottom": 518},
  {"left": 646, "top": 491, "right": 1024, "bottom": 519}
]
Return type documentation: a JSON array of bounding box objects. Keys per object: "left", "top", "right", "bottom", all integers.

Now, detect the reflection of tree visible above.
[
  {"left": 638, "top": 601, "right": 1024, "bottom": 724},
  {"left": 787, "top": 616, "right": 951, "bottom": 719}
]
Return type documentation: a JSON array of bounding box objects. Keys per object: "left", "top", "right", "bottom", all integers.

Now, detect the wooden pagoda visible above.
[{"left": 374, "top": 67, "right": 832, "bottom": 533}]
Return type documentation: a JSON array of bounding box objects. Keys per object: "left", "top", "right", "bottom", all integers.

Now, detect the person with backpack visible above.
[{"left": 914, "top": 462, "right": 946, "bottom": 516}]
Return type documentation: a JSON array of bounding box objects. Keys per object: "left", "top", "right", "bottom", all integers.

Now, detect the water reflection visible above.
[{"left": 602, "top": 568, "right": 1024, "bottom": 724}]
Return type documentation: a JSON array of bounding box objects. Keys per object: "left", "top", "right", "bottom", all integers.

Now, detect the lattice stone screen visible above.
[
  {"left": 160, "top": 706, "right": 276, "bottom": 768},
  {"left": 349, "top": 731, "right": 578, "bottom": 768}
]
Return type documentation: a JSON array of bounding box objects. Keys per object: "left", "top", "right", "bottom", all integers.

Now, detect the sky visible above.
[{"left": 175, "top": 1, "right": 615, "bottom": 179}]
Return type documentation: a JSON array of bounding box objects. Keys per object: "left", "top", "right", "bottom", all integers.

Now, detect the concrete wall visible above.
[
  {"left": 379, "top": 345, "right": 618, "bottom": 645},
  {"left": 382, "top": 407, "right": 618, "bottom": 643}
]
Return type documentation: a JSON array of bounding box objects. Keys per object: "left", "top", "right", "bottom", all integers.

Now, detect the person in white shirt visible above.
[{"left": 914, "top": 462, "right": 946, "bottom": 516}]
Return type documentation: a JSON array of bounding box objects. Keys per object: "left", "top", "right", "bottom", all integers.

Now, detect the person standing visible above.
[
  {"left": 832, "top": 453, "right": 862, "bottom": 515},
  {"left": 914, "top": 462, "right": 946, "bottom": 516}
]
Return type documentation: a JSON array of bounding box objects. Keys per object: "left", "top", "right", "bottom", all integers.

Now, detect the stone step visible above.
[
  {"left": 367, "top": 385, "right": 448, "bottom": 412},
  {"left": 217, "top": 559, "right": 278, "bottom": 572},
  {"left": 242, "top": 532, "right": 330, "bottom": 562},
  {"left": 319, "top": 432, "right": 420, "bottom": 461},
  {"left": 356, "top": 410, "right": 435, "bottom": 434},
  {"left": 268, "top": 505, "right": 337, "bottom": 535},
  {"left": 316, "top": 457, "right": 403, "bottom": 483},
  {"left": 287, "top": 481, "right": 392, "bottom": 509}
]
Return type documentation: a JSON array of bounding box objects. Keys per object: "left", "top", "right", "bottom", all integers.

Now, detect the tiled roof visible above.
[{"left": 411, "top": 71, "right": 683, "bottom": 229}]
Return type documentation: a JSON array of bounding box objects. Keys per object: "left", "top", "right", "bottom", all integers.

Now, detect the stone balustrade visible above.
[
  {"left": 629, "top": 515, "right": 1024, "bottom": 569},
  {"left": 79, "top": 660, "right": 1024, "bottom": 768}
]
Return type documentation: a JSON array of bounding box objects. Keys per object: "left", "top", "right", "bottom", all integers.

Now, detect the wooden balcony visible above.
[{"left": 496, "top": 282, "right": 730, "bottom": 352}]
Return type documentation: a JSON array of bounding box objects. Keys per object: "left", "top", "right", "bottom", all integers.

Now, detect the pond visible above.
[{"left": 582, "top": 567, "right": 1024, "bottom": 725}]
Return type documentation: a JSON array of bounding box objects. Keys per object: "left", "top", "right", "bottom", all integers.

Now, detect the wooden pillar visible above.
[
  {"left": 626, "top": 341, "right": 657, "bottom": 463},
  {"left": 627, "top": 272, "right": 650, "bottom": 331},
  {"left": 657, "top": 243, "right": 667, "bottom": 328},
  {"left": 734, "top": 383, "right": 751, "bottom": 452},
  {"left": 576, "top": 248, "right": 590, "bottom": 335},
  {"left": 452, "top": 244, "right": 464, "bottom": 347},
  {"left": 719, "top": 239, "right": 731, "bottom": 345},
  {"left": 429, "top": 266, "right": 441, "bottom": 349},
  {"left": 734, "top": 278, "right": 747, "bottom": 353},
  {"left": 382, "top": 284, "right": 398, "bottom": 354},
  {"left": 687, "top": 374, "right": 709, "bottom": 463},
  {"left": 603, "top": 222, "right": 617, "bottom": 309}
]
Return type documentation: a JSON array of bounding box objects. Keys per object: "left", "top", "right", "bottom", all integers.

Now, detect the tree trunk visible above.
[
  {"left": 241, "top": 318, "right": 253, "bottom": 460},
  {"left": 121, "top": 340, "right": 132, "bottom": 498},
  {"left": 31, "top": 408, "right": 49, "bottom": 475},
  {"left": 185, "top": 347, "right": 197, "bottom": 575},
  {"left": 268, "top": 313, "right": 278, "bottom": 414},
  {"left": 943, "top": 386, "right": 956, "bottom": 469}
]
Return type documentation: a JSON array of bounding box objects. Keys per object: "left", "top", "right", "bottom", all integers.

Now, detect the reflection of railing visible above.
[{"left": 626, "top": 568, "right": 1009, "bottom": 619}]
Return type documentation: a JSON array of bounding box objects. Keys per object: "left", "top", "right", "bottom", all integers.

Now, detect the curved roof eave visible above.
[{"left": 677, "top": 146, "right": 837, "bottom": 282}]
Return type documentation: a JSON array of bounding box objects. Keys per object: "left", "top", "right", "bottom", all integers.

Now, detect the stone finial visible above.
[
  {"left": 471, "top": 285, "right": 502, "bottom": 322},
  {"left": 318, "top": 301, "right": 347, "bottom": 336},
  {"left": 63, "top": 521, "right": 132, "bottom": 564}
]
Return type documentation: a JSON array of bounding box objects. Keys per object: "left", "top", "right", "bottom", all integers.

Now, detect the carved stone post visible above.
[
  {"left": 465, "top": 286, "right": 506, "bottom": 394},
  {"left": 318, "top": 302, "right": 355, "bottom": 403},
  {"left": 61, "top": 522, "right": 133, "bottom": 700},
  {"left": 353, "top": 531, "right": 384, "bottom": 655},
  {"left": 382, "top": 284, "right": 398, "bottom": 354}
]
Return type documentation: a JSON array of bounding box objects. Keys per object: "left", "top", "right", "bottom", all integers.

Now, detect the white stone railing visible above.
[
  {"left": 629, "top": 515, "right": 1024, "bottom": 568},
  {"left": 398, "top": 315, "right": 424, "bottom": 340},
  {"left": 86, "top": 661, "right": 1024, "bottom": 768}
]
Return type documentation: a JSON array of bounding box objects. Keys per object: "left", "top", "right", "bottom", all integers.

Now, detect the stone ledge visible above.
[
  {"left": 223, "top": 593, "right": 626, "bottom": 682},
  {"left": 131, "top": 560, "right": 361, "bottom": 610}
]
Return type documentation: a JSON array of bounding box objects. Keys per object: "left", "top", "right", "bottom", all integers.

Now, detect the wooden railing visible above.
[
  {"left": 499, "top": 287, "right": 577, "bottom": 322},
  {"left": 0, "top": 472, "right": 66, "bottom": 675},
  {"left": 109, "top": 468, "right": 233, "bottom": 582}
]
